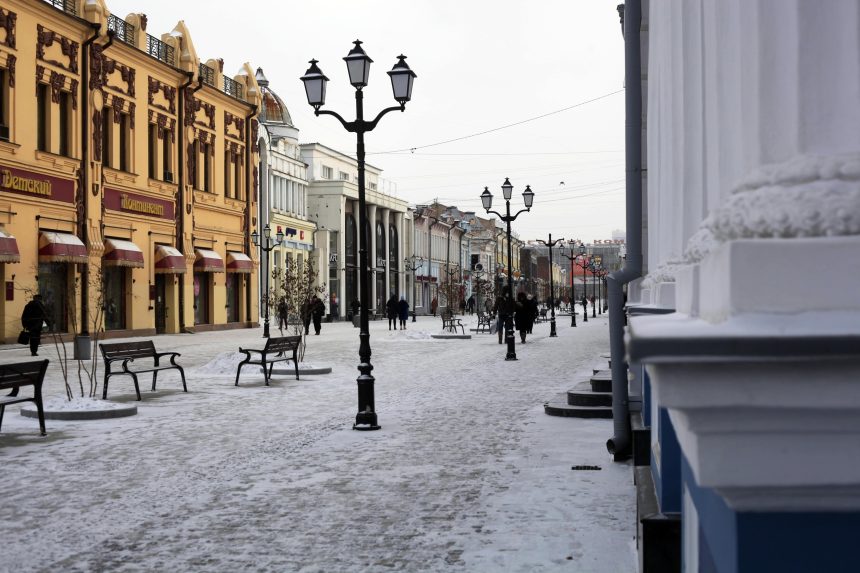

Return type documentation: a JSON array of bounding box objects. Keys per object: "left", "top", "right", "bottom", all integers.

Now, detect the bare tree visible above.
[
  {"left": 438, "top": 263, "right": 464, "bottom": 315},
  {"left": 269, "top": 257, "right": 326, "bottom": 362}
]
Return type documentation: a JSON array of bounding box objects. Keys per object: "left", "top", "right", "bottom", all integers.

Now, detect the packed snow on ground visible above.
[
  {"left": 37, "top": 396, "right": 130, "bottom": 411},
  {"left": 0, "top": 312, "right": 635, "bottom": 572}
]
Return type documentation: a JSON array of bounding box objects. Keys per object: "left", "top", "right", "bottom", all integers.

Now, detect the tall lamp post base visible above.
[
  {"left": 263, "top": 321, "right": 270, "bottom": 338},
  {"left": 550, "top": 318, "right": 557, "bottom": 337},
  {"left": 571, "top": 311, "right": 577, "bottom": 327}
]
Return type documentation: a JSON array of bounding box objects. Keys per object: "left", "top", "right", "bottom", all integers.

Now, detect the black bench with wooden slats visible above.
[
  {"left": 476, "top": 311, "right": 493, "bottom": 333},
  {"left": 0, "top": 359, "right": 49, "bottom": 436},
  {"left": 235, "top": 335, "right": 301, "bottom": 386},
  {"left": 441, "top": 311, "right": 465, "bottom": 334},
  {"left": 100, "top": 340, "right": 187, "bottom": 401}
]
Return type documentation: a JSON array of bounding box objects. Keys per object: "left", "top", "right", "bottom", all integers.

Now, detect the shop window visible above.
[
  {"left": 103, "top": 267, "right": 127, "bottom": 330},
  {"left": 58, "top": 91, "right": 72, "bottom": 157},
  {"left": 193, "top": 272, "right": 210, "bottom": 325},
  {"left": 38, "top": 262, "right": 68, "bottom": 332},
  {"left": 226, "top": 274, "right": 240, "bottom": 323},
  {"left": 36, "top": 83, "right": 48, "bottom": 152}
]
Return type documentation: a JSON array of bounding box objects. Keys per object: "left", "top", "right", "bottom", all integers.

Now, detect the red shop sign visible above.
[{"left": 0, "top": 165, "right": 74, "bottom": 203}]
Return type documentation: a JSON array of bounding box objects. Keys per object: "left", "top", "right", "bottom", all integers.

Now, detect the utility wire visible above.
[{"left": 368, "top": 89, "right": 625, "bottom": 155}]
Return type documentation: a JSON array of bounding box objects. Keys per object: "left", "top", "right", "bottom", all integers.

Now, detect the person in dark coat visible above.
[
  {"left": 515, "top": 291, "right": 533, "bottom": 343},
  {"left": 21, "top": 294, "right": 49, "bottom": 356},
  {"left": 397, "top": 295, "right": 410, "bottom": 330},
  {"left": 466, "top": 294, "right": 475, "bottom": 314},
  {"left": 311, "top": 295, "right": 325, "bottom": 335},
  {"left": 277, "top": 299, "right": 289, "bottom": 331},
  {"left": 386, "top": 294, "right": 399, "bottom": 330},
  {"left": 493, "top": 286, "right": 516, "bottom": 345},
  {"left": 430, "top": 297, "right": 438, "bottom": 317},
  {"left": 526, "top": 294, "right": 539, "bottom": 334},
  {"left": 301, "top": 298, "right": 313, "bottom": 335}
]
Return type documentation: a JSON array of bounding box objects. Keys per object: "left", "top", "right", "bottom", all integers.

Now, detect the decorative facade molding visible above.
[
  {"left": 224, "top": 111, "right": 245, "bottom": 139},
  {"left": 251, "top": 119, "right": 258, "bottom": 152},
  {"left": 89, "top": 43, "right": 104, "bottom": 91},
  {"left": 0, "top": 8, "right": 16, "bottom": 49},
  {"left": 93, "top": 108, "right": 103, "bottom": 160},
  {"left": 49, "top": 70, "right": 66, "bottom": 103},
  {"left": 148, "top": 76, "right": 176, "bottom": 115},
  {"left": 36, "top": 25, "right": 79, "bottom": 74},
  {"left": 196, "top": 100, "right": 215, "bottom": 130},
  {"left": 69, "top": 78, "right": 78, "bottom": 110},
  {"left": 182, "top": 87, "right": 195, "bottom": 127},
  {"left": 103, "top": 56, "right": 135, "bottom": 97},
  {"left": 35, "top": 64, "right": 45, "bottom": 94}
]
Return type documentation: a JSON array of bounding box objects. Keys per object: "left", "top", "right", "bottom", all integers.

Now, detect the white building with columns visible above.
[
  {"left": 301, "top": 143, "right": 411, "bottom": 318},
  {"left": 618, "top": 1, "right": 860, "bottom": 572}
]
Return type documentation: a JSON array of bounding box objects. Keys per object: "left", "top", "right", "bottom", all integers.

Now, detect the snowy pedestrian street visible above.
[{"left": 0, "top": 314, "right": 635, "bottom": 572}]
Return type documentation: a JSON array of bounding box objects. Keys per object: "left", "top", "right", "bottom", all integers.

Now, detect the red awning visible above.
[
  {"left": 103, "top": 239, "right": 144, "bottom": 268},
  {"left": 194, "top": 249, "right": 224, "bottom": 273},
  {"left": 39, "top": 231, "right": 87, "bottom": 263},
  {"left": 154, "top": 245, "right": 186, "bottom": 274},
  {"left": 226, "top": 251, "right": 252, "bottom": 274},
  {"left": 0, "top": 229, "right": 20, "bottom": 263}
]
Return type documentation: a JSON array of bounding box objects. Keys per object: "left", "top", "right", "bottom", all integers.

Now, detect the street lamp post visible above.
[
  {"left": 445, "top": 218, "right": 460, "bottom": 313},
  {"left": 574, "top": 244, "right": 589, "bottom": 323},
  {"left": 588, "top": 256, "right": 601, "bottom": 318},
  {"left": 251, "top": 224, "right": 285, "bottom": 338},
  {"left": 404, "top": 254, "right": 424, "bottom": 322},
  {"left": 536, "top": 233, "right": 564, "bottom": 337},
  {"left": 559, "top": 241, "right": 580, "bottom": 327},
  {"left": 301, "top": 40, "right": 416, "bottom": 431},
  {"left": 480, "top": 178, "right": 534, "bottom": 360}
]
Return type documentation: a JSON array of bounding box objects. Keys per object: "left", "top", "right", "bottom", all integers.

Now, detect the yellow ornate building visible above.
[{"left": 0, "top": 0, "right": 261, "bottom": 343}]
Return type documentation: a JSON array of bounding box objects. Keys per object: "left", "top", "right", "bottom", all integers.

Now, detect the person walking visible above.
[
  {"left": 386, "top": 293, "right": 399, "bottom": 330},
  {"left": 311, "top": 295, "right": 325, "bottom": 335},
  {"left": 301, "top": 298, "right": 313, "bottom": 335},
  {"left": 467, "top": 294, "right": 475, "bottom": 315},
  {"left": 493, "top": 287, "right": 515, "bottom": 345},
  {"left": 430, "top": 296, "right": 438, "bottom": 317},
  {"left": 277, "top": 299, "right": 289, "bottom": 331},
  {"left": 397, "top": 295, "right": 410, "bottom": 330},
  {"left": 330, "top": 293, "right": 339, "bottom": 321},
  {"left": 515, "top": 291, "right": 533, "bottom": 343},
  {"left": 21, "top": 294, "right": 49, "bottom": 356},
  {"left": 526, "top": 293, "right": 538, "bottom": 334}
]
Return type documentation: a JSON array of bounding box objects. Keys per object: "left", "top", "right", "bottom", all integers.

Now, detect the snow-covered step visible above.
[
  {"left": 544, "top": 393, "right": 613, "bottom": 419},
  {"left": 590, "top": 370, "right": 612, "bottom": 393},
  {"left": 568, "top": 381, "right": 612, "bottom": 407}
]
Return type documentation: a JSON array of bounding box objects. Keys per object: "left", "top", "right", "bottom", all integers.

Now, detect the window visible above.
[
  {"left": 368, "top": 181, "right": 377, "bottom": 191},
  {"left": 0, "top": 68, "right": 8, "bottom": 139},
  {"left": 118, "top": 113, "right": 129, "bottom": 172},
  {"left": 321, "top": 165, "right": 333, "bottom": 179},
  {"left": 197, "top": 140, "right": 212, "bottom": 192},
  {"left": 224, "top": 152, "right": 232, "bottom": 198},
  {"left": 148, "top": 124, "right": 157, "bottom": 179},
  {"left": 375, "top": 222, "right": 385, "bottom": 268},
  {"left": 37, "top": 84, "right": 48, "bottom": 152},
  {"left": 339, "top": 171, "right": 349, "bottom": 181},
  {"left": 58, "top": 91, "right": 71, "bottom": 157},
  {"left": 162, "top": 131, "right": 172, "bottom": 182},
  {"left": 234, "top": 157, "right": 242, "bottom": 199}
]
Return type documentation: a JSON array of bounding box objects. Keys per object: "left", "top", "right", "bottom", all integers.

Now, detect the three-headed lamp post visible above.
[
  {"left": 301, "top": 40, "right": 416, "bottom": 431},
  {"left": 251, "top": 224, "right": 285, "bottom": 338},
  {"left": 404, "top": 254, "right": 425, "bottom": 322},
  {"left": 480, "top": 178, "right": 534, "bottom": 360},
  {"left": 536, "top": 233, "right": 564, "bottom": 337}
]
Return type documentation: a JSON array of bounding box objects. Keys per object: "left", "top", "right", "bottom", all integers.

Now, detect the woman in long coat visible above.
[
  {"left": 514, "top": 291, "right": 532, "bottom": 343},
  {"left": 386, "top": 294, "right": 399, "bottom": 330},
  {"left": 397, "top": 296, "right": 410, "bottom": 330}
]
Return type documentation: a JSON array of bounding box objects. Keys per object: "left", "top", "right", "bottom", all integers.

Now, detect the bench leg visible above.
[
  {"left": 293, "top": 352, "right": 299, "bottom": 380},
  {"left": 130, "top": 373, "right": 141, "bottom": 401},
  {"left": 235, "top": 362, "right": 247, "bottom": 386},
  {"left": 152, "top": 369, "right": 158, "bottom": 392},
  {"left": 103, "top": 374, "right": 110, "bottom": 400},
  {"left": 267, "top": 362, "right": 275, "bottom": 386},
  {"left": 0, "top": 404, "right": 5, "bottom": 433},
  {"left": 34, "top": 385, "right": 46, "bottom": 436},
  {"left": 177, "top": 366, "right": 187, "bottom": 392}
]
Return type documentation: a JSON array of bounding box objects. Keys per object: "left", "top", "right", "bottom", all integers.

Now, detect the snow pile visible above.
[{"left": 193, "top": 351, "right": 243, "bottom": 375}]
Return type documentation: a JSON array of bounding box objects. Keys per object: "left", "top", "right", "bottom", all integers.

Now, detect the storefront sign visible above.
[
  {"left": 329, "top": 253, "right": 338, "bottom": 266},
  {"left": 0, "top": 165, "right": 74, "bottom": 203},
  {"left": 104, "top": 188, "right": 175, "bottom": 219}
]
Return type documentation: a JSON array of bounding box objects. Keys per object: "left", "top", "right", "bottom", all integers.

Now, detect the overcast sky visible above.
[{"left": 108, "top": 0, "right": 626, "bottom": 242}]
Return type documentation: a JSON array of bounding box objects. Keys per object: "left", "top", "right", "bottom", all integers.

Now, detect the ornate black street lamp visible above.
[
  {"left": 404, "top": 254, "right": 424, "bottom": 322},
  {"left": 301, "top": 40, "right": 416, "bottom": 431},
  {"left": 587, "top": 255, "right": 602, "bottom": 318},
  {"left": 559, "top": 240, "right": 580, "bottom": 327},
  {"left": 574, "top": 243, "right": 590, "bottom": 322},
  {"left": 536, "top": 233, "right": 564, "bottom": 337},
  {"left": 251, "top": 224, "right": 285, "bottom": 338},
  {"left": 480, "top": 178, "right": 534, "bottom": 360}
]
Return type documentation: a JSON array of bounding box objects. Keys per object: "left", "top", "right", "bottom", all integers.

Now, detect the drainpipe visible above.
[
  {"left": 176, "top": 71, "right": 195, "bottom": 333},
  {"left": 245, "top": 104, "right": 258, "bottom": 328},
  {"left": 606, "top": 0, "right": 643, "bottom": 459},
  {"left": 74, "top": 23, "right": 106, "bottom": 360}
]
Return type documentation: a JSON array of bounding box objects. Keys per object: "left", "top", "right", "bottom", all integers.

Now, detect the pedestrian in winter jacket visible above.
[
  {"left": 311, "top": 296, "right": 325, "bottom": 335},
  {"left": 514, "top": 291, "right": 533, "bottom": 343},
  {"left": 21, "top": 294, "right": 49, "bottom": 356},
  {"left": 397, "top": 296, "right": 410, "bottom": 329},
  {"left": 386, "top": 294, "right": 399, "bottom": 330}
]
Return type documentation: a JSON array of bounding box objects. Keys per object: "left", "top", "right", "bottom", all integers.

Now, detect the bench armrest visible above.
[
  {"left": 238, "top": 348, "right": 264, "bottom": 355},
  {"left": 154, "top": 351, "right": 182, "bottom": 365}
]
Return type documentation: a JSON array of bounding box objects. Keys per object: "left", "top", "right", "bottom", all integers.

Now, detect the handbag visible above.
[{"left": 17, "top": 329, "right": 30, "bottom": 345}]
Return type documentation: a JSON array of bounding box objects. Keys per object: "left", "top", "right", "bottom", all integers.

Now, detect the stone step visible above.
[
  {"left": 590, "top": 370, "right": 612, "bottom": 393},
  {"left": 567, "top": 382, "right": 613, "bottom": 407},
  {"left": 544, "top": 394, "right": 613, "bottom": 419}
]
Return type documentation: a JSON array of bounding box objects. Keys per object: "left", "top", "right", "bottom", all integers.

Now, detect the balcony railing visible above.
[
  {"left": 107, "top": 14, "right": 136, "bottom": 46},
  {"left": 223, "top": 75, "right": 244, "bottom": 100},
  {"left": 43, "top": 0, "right": 77, "bottom": 16},
  {"left": 146, "top": 34, "right": 175, "bottom": 67},
  {"left": 198, "top": 63, "right": 216, "bottom": 88}
]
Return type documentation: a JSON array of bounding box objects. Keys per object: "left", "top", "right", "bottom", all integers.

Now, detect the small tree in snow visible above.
[{"left": 269, "top": 258, "right": 326, "bottom": 362}]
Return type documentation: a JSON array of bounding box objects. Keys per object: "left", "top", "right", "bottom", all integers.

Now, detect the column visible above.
[
  {"left": 367, "top": 203, "right": 378, "bottom": 311},
  {"left": 382, "top": 207, "right": 390, "bottom": 301}
]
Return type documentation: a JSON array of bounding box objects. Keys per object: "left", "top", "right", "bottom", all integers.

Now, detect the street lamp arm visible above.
[
  {"left": 314, "top": 108, "right": 353, "bottom": 131},
  {"left": 485, "top": 209, "right": 506, "bottom": 220},
  {"left": 509, "top": 207, "right": 531, "bottom": 221},
  {"left": 365, "top": 104, "right": 406, "bottom": 131}
]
